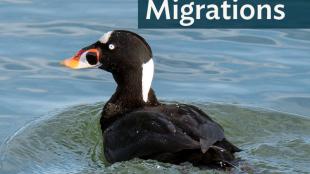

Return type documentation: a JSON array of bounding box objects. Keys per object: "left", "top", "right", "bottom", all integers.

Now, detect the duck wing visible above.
[
  {"left": 170, "top": 104, "right": 226, "bottom": 153},
  {"left": 103, "top": 111, "right": 201, "bottom": 163},
  {"left": 103, "top": 104, "right": 240, "bottom": 165}
]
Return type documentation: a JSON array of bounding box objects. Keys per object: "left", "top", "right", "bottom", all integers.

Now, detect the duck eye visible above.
[
  {"left": 108, "top": 44, "right": 115, "bottom": 50},
  {"left": 86, "top": 52, "right": 98, "bottom": 65}
]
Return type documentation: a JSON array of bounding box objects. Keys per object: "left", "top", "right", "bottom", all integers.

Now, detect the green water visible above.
[{"left": 1, "top": 102, "right": 309, "bottom": 174}]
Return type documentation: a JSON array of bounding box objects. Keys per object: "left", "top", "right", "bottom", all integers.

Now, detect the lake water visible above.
[{"left": 0, "top": 0, "right": 309, "bottom": 173}]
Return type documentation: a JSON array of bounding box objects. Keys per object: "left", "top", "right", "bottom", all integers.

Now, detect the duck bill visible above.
[
  {"left": 61, "top": 48, "right": 100, "bottom": 69},
  {"left": 61, "top": 56, "right": 80, "bottom": 69}
]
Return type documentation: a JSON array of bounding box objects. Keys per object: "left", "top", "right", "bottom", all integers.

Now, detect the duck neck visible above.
[
  {"left": 114, "top": 68, "right": 145, "bottom": 105},
  {"left": 102, "top": 69, "right": 149, "bottom": 117},
  {"left": 102, "top": 59, "right": 159, "bottom": 118},
  {"left": 101, "top": 61, "right": 160, "bottom": 132}
]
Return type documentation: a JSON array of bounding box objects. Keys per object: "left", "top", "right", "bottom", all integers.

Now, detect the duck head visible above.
[{"left": 62, "top": 30, "right": 155, "bottom": 103}]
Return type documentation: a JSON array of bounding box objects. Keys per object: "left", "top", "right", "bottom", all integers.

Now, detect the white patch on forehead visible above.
[
  {"left": 142, "top": 58, "right": 154, "bottom": 102},
  {"left": 99, "top": 31, "right": 113, "bottom": 43}
]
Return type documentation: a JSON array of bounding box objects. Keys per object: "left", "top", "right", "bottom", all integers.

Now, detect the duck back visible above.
[{"left": 102, "top": 104, "right": 240, "bottom": 169}]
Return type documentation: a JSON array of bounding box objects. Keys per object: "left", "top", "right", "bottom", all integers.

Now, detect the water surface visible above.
[
  {"left": 1, "top": 103, "right": 310, "bottom": 173},
  {"left": 0, "top": 0, "right": 310, "bottom": 173}
]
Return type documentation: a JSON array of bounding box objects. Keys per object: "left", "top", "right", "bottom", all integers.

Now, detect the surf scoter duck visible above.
[{"left": 62, "top": 30, "right": 240, "bottom": 169}]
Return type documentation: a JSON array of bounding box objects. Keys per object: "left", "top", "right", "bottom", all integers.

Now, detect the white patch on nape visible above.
[
  {"left": 142, "top": 58, "right": 154, "bottom": 102},
  {"left": 99, "top": 31, "right": 113, "bottom": 43}
]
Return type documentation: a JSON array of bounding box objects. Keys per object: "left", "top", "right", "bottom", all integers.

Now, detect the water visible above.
[
  {"left": 0, "top": 0, "right": 309, "bottom": 173},
  {"left": 1, "top": 103, "right": 310, "bottom": 173}
]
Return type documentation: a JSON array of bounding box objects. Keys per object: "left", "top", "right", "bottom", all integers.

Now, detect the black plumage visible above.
[
  {"left": 63, "top": 30, "right": 241, "bottom": 170},
  {"left": 102, "top": 104, "right": 240, "bottom": 169}
]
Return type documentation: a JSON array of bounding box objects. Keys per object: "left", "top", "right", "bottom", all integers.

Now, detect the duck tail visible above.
[{"left": 198, "top": 139, "right": 241, "bottom": 170}]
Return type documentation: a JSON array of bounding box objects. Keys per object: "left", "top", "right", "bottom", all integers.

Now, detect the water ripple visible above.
[
  {"left": 1, "top": 103, "right": 310, "bottom": 173},
  {"left": 0, "top": 21, "right": 113, "bottom": 36}
]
